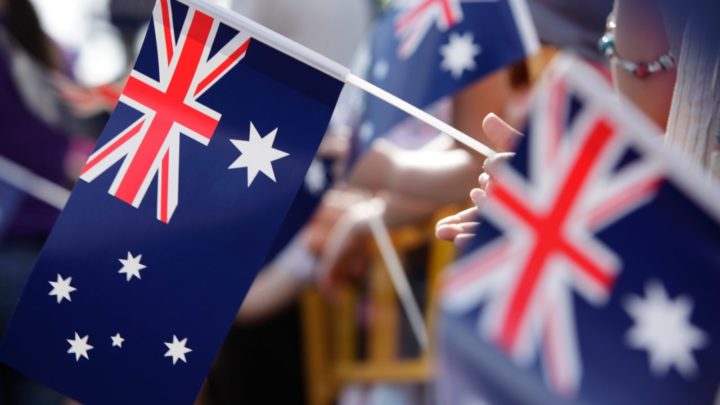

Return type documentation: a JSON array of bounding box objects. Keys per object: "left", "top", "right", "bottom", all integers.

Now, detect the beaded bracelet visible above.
[{"left": 598, "top": 16, "right": 676, "bottom": 79}]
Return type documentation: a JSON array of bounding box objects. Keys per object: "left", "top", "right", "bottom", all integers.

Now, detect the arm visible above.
[
  {"left": 612, "top": 0, "right": 676, "bottom": 130},
  {"left": 347, "top": 68, "right": 513, "bottom": 203},
  {"left": 349, "top": 139, "right": 482, "bottom": 204}
]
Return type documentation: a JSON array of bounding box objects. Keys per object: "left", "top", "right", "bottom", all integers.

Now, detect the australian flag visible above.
[
  {"left": 0, "top": 0, "right": 343, "bottom": 403},
  {"left": 353, "top": 0, "right": 539, "bottom": 153},
  {"left": 437, "top": 55, "right": 720, "bottom": 404}
]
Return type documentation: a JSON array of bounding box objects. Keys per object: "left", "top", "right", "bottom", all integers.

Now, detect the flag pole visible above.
[
  {"left": 184, "top": 0, "right": 498, "bottom": 158},
  {"left": 318, "top": 197, "right": 430, "bottom": 351},
  {"left": 365, "top": 201, "right": 430, "bottom": 351},
  {"left": 0, "top": 155, "right": 71, "bottom": 210},
  {"left": 346, "top": 74, "right": 498, "bottom": 157}
]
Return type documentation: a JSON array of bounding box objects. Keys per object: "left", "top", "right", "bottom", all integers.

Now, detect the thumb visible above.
[{"left": 482, "top": 113, "right": 522, "bottom": 151}]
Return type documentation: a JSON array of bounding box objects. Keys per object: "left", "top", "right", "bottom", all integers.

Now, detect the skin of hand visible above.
[
  {"left": 347, "top": 68, "right": 513, "bottom": 204},
  {"left": 303, "top": 189, "right": 373, "bottom": 296},
  {"left": 435, "top": 113, "right": 521, "bottom": 247}
]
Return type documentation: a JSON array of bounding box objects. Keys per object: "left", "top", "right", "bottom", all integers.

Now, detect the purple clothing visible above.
[{"left": 0, "top": 36, "right": 69, "bottom": 239}]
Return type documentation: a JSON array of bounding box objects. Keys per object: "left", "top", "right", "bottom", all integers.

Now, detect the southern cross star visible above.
[
  {"left": 118, "top": 252, "right": 146, "bottom": 282},
  {"left": 229, "top": 123, "right": 290, "bottom": 187},
  {"left": 49, "top": 274, "right": 77, "bottom": 304},
  {"left": 67, "top": 333, "right": 93, "bottom": 362},
  {"left": 111, "top": 333, "right": 125, "bottom": 348},
  {"left": 164, "top": 335, "right": 192, "bottom": 365},
  {"left": 624, "top": 280, "right": 708, "bottom": 379}
]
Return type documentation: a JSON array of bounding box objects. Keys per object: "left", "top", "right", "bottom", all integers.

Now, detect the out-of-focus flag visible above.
[
  {"left": 353, "top": 0, "right": 539, "bottom": 153},
  {"left": 0, "top": 0, "right": 343, "bottom": 403},
  {"left": 438, "top": 55, "right": 720, "bottom": 404}
]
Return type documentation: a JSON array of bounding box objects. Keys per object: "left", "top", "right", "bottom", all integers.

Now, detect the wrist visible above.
[{"left": 599, "top": 8, "right": 675, "bottom": 79}]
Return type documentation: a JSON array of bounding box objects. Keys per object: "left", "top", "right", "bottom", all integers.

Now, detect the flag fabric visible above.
[
  {"left": 0, "top": 0, "right": 343, "bottom": 403},
  {"left": 438, "top": 55, "right": 720, "bottom": 405},
  {"left": 353, "top": 0, "right": 539, "bottom": 154}
]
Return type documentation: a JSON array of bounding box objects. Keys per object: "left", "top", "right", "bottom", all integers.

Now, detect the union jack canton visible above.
[
  {"left": 439, "top": 55, "right": 720, "bottom": 404},
  {"left": 80, "top": 0, "right": 250, "bottom": 223}
]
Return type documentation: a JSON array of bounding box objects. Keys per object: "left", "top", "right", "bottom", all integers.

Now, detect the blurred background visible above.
[{"left": 2, "top": 0, "right": 717, "bottom": 404}]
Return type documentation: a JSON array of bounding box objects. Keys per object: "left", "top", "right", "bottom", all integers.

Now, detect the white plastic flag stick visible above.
[
  {"left": 185, "top": 0, "right": 498, "bottom": 158},
  {"left": 0, "top": 155, "right": 71, "bottom": 210},
  {"left": 364, "top": 199, "right": 430, "bottom": 351},
  {"left": 317, "top": 197, "right": 430, "bottom": 350},
  {"left": 345, "top": 75, "right": 498, "bottom": 157}
]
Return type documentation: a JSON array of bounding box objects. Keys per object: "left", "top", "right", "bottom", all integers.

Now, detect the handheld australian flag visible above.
[
  {"left": 0, "top": 0, "right": 343, "bottom": 403},
  {"left": 438, "top": 55, "right": 720, "bottom": 404},
  {"left": 353, "top": 0, "right": 539, "bottom": 153}
]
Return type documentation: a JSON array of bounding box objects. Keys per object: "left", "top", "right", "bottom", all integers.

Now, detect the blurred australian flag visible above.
[
  {"left": 438, "top": 55, "right": 720, "bottom": 405},
  {"left": 353, "top": 0, "right": 539, "bottom": 154},
  {"left": 0, "top": 0, "right": 343, "bottom": 404}
]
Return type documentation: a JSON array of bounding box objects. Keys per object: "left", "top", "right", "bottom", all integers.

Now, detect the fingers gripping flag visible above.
[
  {"left": 438, "top": 55, "right": 720, "bottom": 404},
  {"left": 0, "top": 1, "right": 344, "bottom": 404}
]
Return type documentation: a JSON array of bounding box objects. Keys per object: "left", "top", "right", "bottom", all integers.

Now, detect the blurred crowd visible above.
[{"left": 0, "top": 0, "right": 718, "bottom": 404}]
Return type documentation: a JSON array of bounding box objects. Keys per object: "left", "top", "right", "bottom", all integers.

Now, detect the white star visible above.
[
  {"left": 304, "top": 159, "right": 326, "bottom": 194},
  {"left": 373, "top": 59, "right": 390, "bottom": 81},
  {"left": 229, "top": 123, "right": 290, "bottom": 187},
  {"left": 67, "top": 333, "right": 93, "bottom": 362},
  {"left": 48, "top": 274, "right": 77, "bottom": 304},
  {"left": 440, "top": 32, "right": 482, "bottom": 79},
  {"left": 118, "top": 252, "right": 147, "bottom": 282},
  {"left": 164, "top": 335, "right": 192, "bottom": 365},
  {"left": 624, "top": 280, "right": 708, "bottom": 379},
  {"left": 111, "top": 333, "right": 125, "bottom": 348}
]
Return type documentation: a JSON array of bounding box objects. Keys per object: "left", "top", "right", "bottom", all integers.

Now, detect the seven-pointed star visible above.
[
  {"left": 229, "top": 122, "right": 290, "bottom": 187},
  {"left": 440, "top": 32, "right": 482, "bottom": 79},
  {"left": 111, "top": 333, "right": 125, "bottom": 348},
  {"left": 67, "top": 333, "right": 93, "bottom": 362},
  {"left": 164, "top": 335, "right": 192, "bottom": 365},
  {"left": 49, "top": 274, "right": 77, "bottom": 304},
  {"left": 118, "top": 252, "right": 146, "bottom": 282},
  {"left": 624, "top": 280, "right": 708, "bottom": 379}
]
